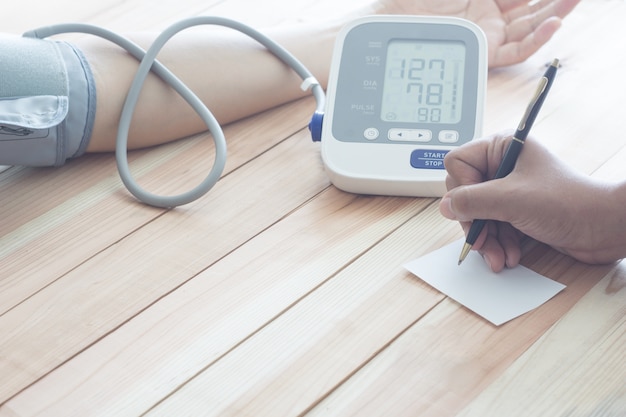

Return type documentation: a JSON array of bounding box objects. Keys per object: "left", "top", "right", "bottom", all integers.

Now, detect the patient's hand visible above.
[{"left": 376, "top": 0, "right": 581, "bottom": 68}]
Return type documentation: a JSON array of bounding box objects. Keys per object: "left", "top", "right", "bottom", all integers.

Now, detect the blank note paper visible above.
[{"left": 404, "top": 239, "right": 566, "bottom": 326}]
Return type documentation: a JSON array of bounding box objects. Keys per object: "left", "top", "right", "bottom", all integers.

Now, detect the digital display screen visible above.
[{"left": 380, "top": 40, "right": 465, "bottom": 124}]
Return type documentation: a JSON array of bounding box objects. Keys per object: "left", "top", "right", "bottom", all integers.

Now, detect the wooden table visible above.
[{"left": 1, "top": 1, "right": 624, "bottom": 416}]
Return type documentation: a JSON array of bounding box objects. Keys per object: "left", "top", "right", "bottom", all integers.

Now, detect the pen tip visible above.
[
  {"left": 551, "top": 58, "right": 560, "bottom": 68},
  {"left": 457, "top": 242, "right": 472, "bottom": 266}
]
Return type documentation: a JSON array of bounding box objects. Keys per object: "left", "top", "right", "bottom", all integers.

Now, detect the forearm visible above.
[
  {"left": 75, "top": 0, "right": 571, "bottom": 153},
  {"left": 80, "top": 22, "right": 340, "bottom": 152},
  {"left": 592, "top": 179, "right": 626, "bottom": 263},
  {"left": 555, "top": 175, "right": 626, "bottom": 265},
  {"left": 78, "top": 0, "right": 428, "bottom": 152}
]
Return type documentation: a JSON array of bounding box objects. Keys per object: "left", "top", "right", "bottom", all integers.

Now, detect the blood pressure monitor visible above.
[{"left": 317, "top": 16, "right": 487, "bottom": 197}]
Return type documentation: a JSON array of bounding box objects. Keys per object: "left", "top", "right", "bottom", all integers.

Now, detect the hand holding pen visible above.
[{"left": 457, "top": 59, "right": 560, "bottom": 265}]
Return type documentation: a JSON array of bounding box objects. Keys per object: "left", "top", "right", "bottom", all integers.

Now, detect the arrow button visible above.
[{"left": 388, "top": 129, "right": 432, "bottom": 142}]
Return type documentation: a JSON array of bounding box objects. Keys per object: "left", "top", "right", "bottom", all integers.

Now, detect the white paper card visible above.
[{"left": 404, "top": 239, "right": 566, "bottom": 326}]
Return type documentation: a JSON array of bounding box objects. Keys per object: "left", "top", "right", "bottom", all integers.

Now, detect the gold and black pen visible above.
[{"left": 458, "top": 58, "right": 560, "bottom": 265}]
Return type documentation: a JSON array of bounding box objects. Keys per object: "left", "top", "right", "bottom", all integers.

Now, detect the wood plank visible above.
[
  {"left": 294, "top": 2, "right": 626, "bottom": 410},
  {"left": 1, "top": 1, "right": 624, "bottom": 416},
  {"left": 304, "top": 244, "right": 615, "bottom": 417},
  {"left": 1, "top": 191, "right": 432, "bottom": 416},
  {"left": 0, "top": 106, "right": 324, "bottom": 403},
  {"left": 0, "top": 98, "right": 313, "bottom": 314},
  {"left": 456, "top": 265, "right": 626, "bottom": 416},
  {"left": 4, "top": 0, "right": 364, "bottom": 35},
  {"left": 201, "top": 0, "right": 365, "bottom": 28},
  {"left": 482, "top": 0, "right": 626, "bottom": 177},
  {"left": 139, "top": 204, "right": 458, "bottom": 417},
  {"left": 3, "top": 1, "right": 129, "bottom": 34},
  {"left": 86, "top": 0, "right": 226, "bottom": 31},
  {"left": 137, "top": 210, "right": 612, "bottom": 416}
]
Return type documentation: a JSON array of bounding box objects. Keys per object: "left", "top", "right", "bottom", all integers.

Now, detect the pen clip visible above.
[{"left": 518, "top": 76, "right": 548, "bottom": 131}]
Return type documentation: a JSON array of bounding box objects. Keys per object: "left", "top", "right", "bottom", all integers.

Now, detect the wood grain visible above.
[{"left": 1, "top": 1, "right": 624, "bottom": 416}]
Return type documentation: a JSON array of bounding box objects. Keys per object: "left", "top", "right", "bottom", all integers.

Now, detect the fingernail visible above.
[
  {"left": 440, "top": 196, "right": 457, "bottom": 220},
  {"left": 482, "top": 253, "right": 493, "bottom": 271}
]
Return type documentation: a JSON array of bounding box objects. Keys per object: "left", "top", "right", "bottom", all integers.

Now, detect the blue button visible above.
[{"left": 410, "top": 149, "right": 449, "bottom": 169}]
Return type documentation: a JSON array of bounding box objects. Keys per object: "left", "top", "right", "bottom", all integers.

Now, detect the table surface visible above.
[{"left": 1, "top": 1, "right": 625, "bottom": 416}]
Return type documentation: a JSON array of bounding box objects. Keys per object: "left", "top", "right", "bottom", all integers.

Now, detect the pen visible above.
[{"left": 457, "top": 58, "right": 560, "bottom": 265}]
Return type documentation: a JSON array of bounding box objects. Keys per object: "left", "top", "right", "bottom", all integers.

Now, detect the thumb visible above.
[{"left": 440, "top": 179, "right": 515, "bottom": 223}]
